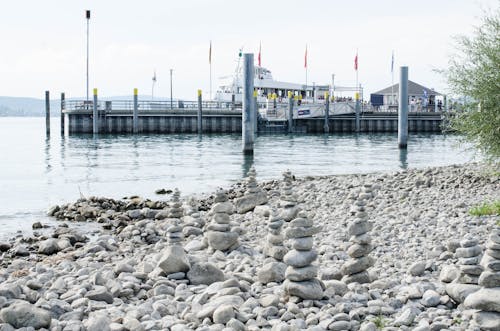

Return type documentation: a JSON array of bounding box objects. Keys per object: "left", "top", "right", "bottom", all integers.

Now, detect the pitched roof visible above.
[{"left": 373, "top": 80, "right": 442, "bottom": 96}]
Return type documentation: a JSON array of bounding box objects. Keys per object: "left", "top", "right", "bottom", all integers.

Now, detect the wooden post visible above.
[
  {"left": 288, "top": 92, "right": 294, "bottom": 134},
  {"left": 60, "top": 92, "right": 65, "bottom": 135},
  {"left": 398, "top": 66, "right": 409, "bottom": 148},
  {"left": 45, "top": 91, "right": 50, "bottom": 135},
  {"left": 197, "top": 89, "right": 203, "bottom": 134},
  {"left": 324, "top": 91, "right": 330, "bottom": 133},
  {"left": 92, "top": 88, "right": 98, "bottom": 134},
  {"left": 242, "top": 53, "right": 254, "bottom": 154},
  {"left": 133, "top": 88, "right": 138, "bottom": 133}
]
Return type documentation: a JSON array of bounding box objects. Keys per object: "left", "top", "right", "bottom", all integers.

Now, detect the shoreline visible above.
[{"left": 0, "top": 162, "right": 499, "bottom": 330}]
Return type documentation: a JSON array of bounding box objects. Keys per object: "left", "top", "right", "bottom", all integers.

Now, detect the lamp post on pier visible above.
[
  {"left": 85, "top": 10, "right": 90, "bottom": 103},
  {"left": 170, "top": 69, "right": 173, "bottom": 109}
]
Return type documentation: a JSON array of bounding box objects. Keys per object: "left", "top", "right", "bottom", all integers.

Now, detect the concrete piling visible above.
[
  {"left": 92, "top": 88, "right": 98, "bottom": 134},
  {"left": 398, "top": 66, "right": 409, "bottom": 148},
  {"left": 288, "top": 92, "right": 294, "bottom": 134},
  {"left": 133, "top": 88, "right": 138, "bottom": 134},
  {"left": 324, "top": 91, "right": 330, "bottom": 133},
  {"left": 355, "top": 92, "right": 360, "bottom": 133},
  {"left": 242, "top": 53, "right": 255, "bottom": 154},
  {"left": 60, "top": 92, "right": 65, "bottom": 135},
  {"left": 45, "top": 91, "right": 50, "bottom": 136},
  {"left": 197, "top": 89, "right": 203, "bottom": 134},
  {"left": 253, "top": 90, "right": 258, "bottom": 133}
]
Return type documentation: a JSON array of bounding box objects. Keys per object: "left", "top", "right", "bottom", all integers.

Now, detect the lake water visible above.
[{"left": 0, "top": 117, "right": 476, "bottom": 240}]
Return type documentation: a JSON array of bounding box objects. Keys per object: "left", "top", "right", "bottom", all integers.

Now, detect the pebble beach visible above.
[{"left": 0, "top": 162, "right": 499, "bottom": 331}]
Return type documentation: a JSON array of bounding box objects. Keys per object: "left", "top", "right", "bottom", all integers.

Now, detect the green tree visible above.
[{"left": 443, "top": 7, "right": 500, "bottom": 162}]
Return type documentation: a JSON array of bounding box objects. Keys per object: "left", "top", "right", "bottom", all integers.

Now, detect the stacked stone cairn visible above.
[
  {"left": 464, "top": 228, "right": 500, "bottom": 330},
  {"left": 207, "top": 189, "right": 239, "bottom": 252},
  {"left": 283, "top": 210, "right": 323, "bottom": 300},
  {"left": 183, "top": 197, "right": 205, "bottom": 229},
  {"left": 279, "top": 170, "right": 300, "bottom": 222},
  {"left": 455, "top": 235, "right": 483, "bottom": 284},
  {"left": 342, "top": 195, "right": 375, "bottom": 284},
  {"left": 157, "top": 189, "right": 190, "bottom": 275},
  {"left": 263, "top": 209, "right": 287, "bottom": 261},
  {"left": 235, "top": 166, "right": 268, "bottom": 214}
]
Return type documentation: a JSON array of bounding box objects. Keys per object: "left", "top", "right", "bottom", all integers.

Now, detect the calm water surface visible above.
[{"left": 0, "top": 117, "right": 476, "bottom": 240}]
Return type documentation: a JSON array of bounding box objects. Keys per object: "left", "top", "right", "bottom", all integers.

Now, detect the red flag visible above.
[
  {"left": 354, "top": 52, "right": 358, "bottom": 71},
  {"left": 258, "top": 42, "right": 261, "bottom": 67},
  {"left": 304, "top": 45, "right": 308, "bottom": 68},
  {"left": 209, "top": 41, "right": 212, "bottom": 64}
]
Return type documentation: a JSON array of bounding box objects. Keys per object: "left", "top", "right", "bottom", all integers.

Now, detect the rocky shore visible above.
[{"left": 0, "top": 163, "right": 499, "bottom": 331}]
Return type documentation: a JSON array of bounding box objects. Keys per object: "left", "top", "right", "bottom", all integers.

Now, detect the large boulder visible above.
[
  {"left": 284, "top": 278, "right": 324, "bottom": 300},
  {"left": 207, "top": 231, "right": 239, "bottom": 252},
  {"left": 464, "top": 288, "right": 500, "bottom": 312},
  {"left": 257, "top": 262, "right": 286, "bottom": 284},
  {"left": 0, "top": 301, "right": 51, "bottom": 329}
]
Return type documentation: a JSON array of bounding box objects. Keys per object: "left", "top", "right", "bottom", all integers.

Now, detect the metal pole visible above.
[
  {"left": 324, "top": 92, "right": 330, "bottom": 133},
  {"left": 355, "top": 92, "right": 360, "bottom": 132},
  {"left": 197, "top": 89, "right": 203, "bottom": 133},
  {"left": 92, "top": 88, "right": 98, "bottom": 134},
  {"left": 60, "top": 92, "right": 65, "bottom": 135},
  {"left": 86, "top": 10, "right": 90, "bottom": 102},
  {"left": 398, "top": 66, "right": 409, "bottom": 149},
  {"left": 253, "top": 90, "right": 258, "bottom": 133},
  {"left": 242, "top": 53, "right": 254, "bottom": 154},
  {"left": 45, "top": 91, "right": 50, "bottom": 136},
  {"left": 288, "top": 91, "right": 294, "bottom": 134},
  {"left": 170, "top": 69, "right": 173, "bottom": 110},
  {"left": 133, "top": 88, "right": 138, "bottom": 133}
]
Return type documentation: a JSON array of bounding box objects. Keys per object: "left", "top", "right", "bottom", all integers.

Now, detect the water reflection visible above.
[
  {"left": 44, "top": 136, "right": 51, "bottom": 174},
  {"left": 399, "top": 148, "right": 408, "bottom": 169},
  {"left": 242, "top": 153, "right": 254, "bottom": 177}
]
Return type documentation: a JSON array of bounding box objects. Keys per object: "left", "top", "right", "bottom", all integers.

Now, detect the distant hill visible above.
[{"left": 0, "top": 95, "right": 173, "bottom": 117}]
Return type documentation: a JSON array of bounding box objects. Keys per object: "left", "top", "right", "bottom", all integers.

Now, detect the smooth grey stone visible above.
[
  {"left": 259, "top": 294, "right": 280, "bottom": 308},
  {"left": 284, "top": 278, "right": 324, "bottom": 300},
  {"left": 464, "top": 288, "right": 500, "bottom": 312},
  {"left": 323, "top": 280, "right": 348, "bottom": 296},
  {"left": 211, "top": 201, "right": 234, "bottom": 214},
  {"left": 197, "top": 295, "right": 244, "bottom": 319},
  {"left": 460, "top": 264, "right": 483, "bottom": 275},
  {"left": 481, "top": 254, "right": 500, "bottom": 271},
  {"left": 478, "top": 271, "right": 500, "bottom": 288},
  {"left": 290, "top": 237, "right": 313, "bottom": 250},
  {"left": 213, "top": 305, "right": 235, "bottom": 324},
  {"left": 157, "top": 245, "right": 190, "bottom": 275},
  {"left": 473, "top": 311, "right": 500, "bottom": 331},
  {"left": 439, "top": 265, "right": 459, "bottom": 283},
  {"left": 329, "top": 321, "right": 351, "bottom": 331},
  {"left": 257, "top": 262, "right": 286, "bottom": 284},
  {"left": 38, "top": 238, "right": 62, "bottom": 255},
  {"left": 0, "top": 284, "right": 22, "bottom": 299},
  {"left": 267, "top": 233, "right": 284, "bottom": 245},
  {"left": 348, "top": 219, "right": 372, "bottom": 236},
  {"left": 285, "top": 226, "right": 320, "bottom": 239},
  {"left": 85, "top": 286, "right": 114, "bottom": 304},
  {"left": 460, "top": 238, "right": 479, "bottom": 247},
  {"left": 393, "top": 307, "right": 419, "bottom": 327},
  {"left": 486, "top": 240, "right": 500, "bottom": 250},
  {"left": 342, "top": 270, "right": 371, "bottom": 284},
  {"left": 421, "top": 289, "right": 440, "bottom": 307},
  {"left": 207, "top": 231, "right": 239, "bottom": 251},
  {"left": 347, "top": 243, "right": 373, "bottom": 258},
  {"left": 486, "top": 248, "right": 500, "bottom": 259},
  {"left": 0, "top": 301, "right": 51, "bottom": 329},
  {"left": 341, "top": 256, "right": 374, "bottom": 275},
  {"left": 455, "top": 246, "right": 482, "bottom": 258},
  {"left": 84, "top": 313, "right": 111, "bottom": 331},
  {"left": 0, "top": 242, "right": 11, "bottom": 252},
  {"left": 460, "top": 256, "right": 481, "bottom": 265},
  {"left": 213, "top": 213, "right": 230, "bottom": 224},
  {"left": 285, "top": 265, "right": 318, "bottom": 281},
  {"left": 409, "top": 261, "right": 426, "bottom": 276},
  {"left": 283, "top": 249, "right": 317, "bottom": 267},
  {"left": 207, "top": 224, "right": 230, "bottom": 232},
  {"left": 289, "top": 217, "right": 313, "bottom": 228},
  {"left": 187, "top": 262, "right": 224, "bottom": 285},
  {"left": 489, "top": 232, "right": 500, "bottom": 244},
  {"left": 268, "top": 220, "right": 284, "bottom": 229},
  {"left": 350, "top": 233, "right": 372, "bottom": 245}
]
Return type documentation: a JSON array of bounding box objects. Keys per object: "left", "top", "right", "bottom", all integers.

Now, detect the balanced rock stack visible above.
[
  {"left": 183, "top": 197, "right": 205, "bottom": 229},
  {"left": 279, "top": 170, "right": 300, "bottom": 221},
  {"left": 464, "top": 228, "right": 500, "bottom": 330},
  {"left": 157, "top": 189, "right": 190, "bottom": 275},
  {"left": 207, "top": 189, "right": 239, "bottom": 252},
  {"left": 283, "top": 210, "right": 323, "bottom": 300},
  {"left": 455, "top": 235, "right": 483, "bottom": 284},
  {"left": 263, "top": 209, "right": 287, "bottom": 261},
  {"left": 235, "top": 166, "right": 268, "bottom": 214},
  {"left": 342, "top": 196, "right": 374, "bottom": 284}
]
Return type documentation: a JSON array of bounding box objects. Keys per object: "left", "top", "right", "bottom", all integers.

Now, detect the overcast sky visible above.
[{"left": 0, "top": 0, "right": 496, "bottom": 100}]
